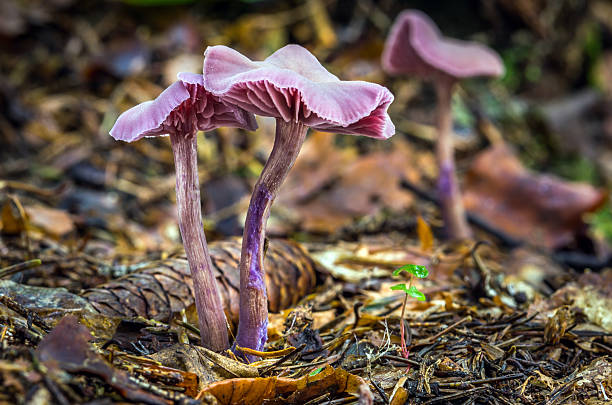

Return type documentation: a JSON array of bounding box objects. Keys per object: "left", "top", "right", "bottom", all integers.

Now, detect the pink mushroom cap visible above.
[
  {"left": 203, "top": 44, "right": 395, "bottom": 139},
  {"left": 110, "top": 72, "right": 257, "bottom": 143},
  {"left": 382, "top": 10, "right": 504, "bottom": 81}
]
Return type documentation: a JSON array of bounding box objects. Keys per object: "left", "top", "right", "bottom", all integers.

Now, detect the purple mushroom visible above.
[
  {"left": 110, "top": 72, "right": 257, "bottom": 351},
  {"left": 203, "top": 44, "right": 395, "bottom": 358},
  {"left": 382, "top": 10, "right": 504, "bottom": 239}
]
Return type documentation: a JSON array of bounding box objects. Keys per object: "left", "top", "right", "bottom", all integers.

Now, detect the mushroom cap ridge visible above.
[
  {"left": 382, "top": 9, "right": 504, "bottom": 80},
  {"left": 203, "top": 44, "right": 395, "bottom": 140},
  {"left": 110, "top": 72, "right": 257, "bottom": 143}
]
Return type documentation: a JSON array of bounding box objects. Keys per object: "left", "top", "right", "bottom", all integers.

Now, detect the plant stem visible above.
[
  {"left": 399, "top": 293, "right": 409, "bottom": 359},
  {"left": 435, "top": 79, "right": 471, "bottom": 240},
  {"left": 235, "top": 118, "right": 308, "bottom": 360},
  {"left": 170, "top": 131, "right": 229, "bottom": 351},
  {"left": 399, "top": 274, "right": 412, "bottom": 364}
]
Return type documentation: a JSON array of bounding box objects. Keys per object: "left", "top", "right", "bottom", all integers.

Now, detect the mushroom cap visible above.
[
  {"left": 203, "top": 44, "right": 395, "bottom": 139},
  {"left": 381, "top": 10, "right": 504, "bottom": 81},
  {"left": 109, "top": 72, "right": 257, "bottom": 143}
]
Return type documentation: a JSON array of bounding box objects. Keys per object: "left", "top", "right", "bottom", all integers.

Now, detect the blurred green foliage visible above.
[
  {"left": 549, "top": 155, "right": 601, "bottom": 185},
  {"left": 586, "top": 204, "right": 612, "bottom": 244}
]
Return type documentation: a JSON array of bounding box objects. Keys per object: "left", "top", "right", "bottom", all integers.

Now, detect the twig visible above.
[
  {"left": 423, "top": 386, "right": 487, "bottom": 404},
  {"left": 0, "top": 295, "right": 50, "bottom": 333},
  {"left": 0, "top": 259, "right": 42, "bottom": 279},
  {"left": 371, "top": 378, "right": 389, "bottom": 404},
  {"left": 235, "top": 345, "right": 298, "bottom": 359},
  {"left": 176, "top": 320, "right": 200, "bottom": 336},
  {"left": 381, "top": 354, "right": 420, "bottom": 367},
  {"left": 400, "top": 179, "right": 522, "bottom": 247},
  {"left": 351, "top": 302, "right": 363, "bottom": 330},
  {"left": 260, "top": 344, "right": 306, "bottom": 375},
  {"left": 418, "top": 316, "right": 471, "bottom": 345},
  {"left": 437, "top": 373, "right": 524, "bottom": 388}
]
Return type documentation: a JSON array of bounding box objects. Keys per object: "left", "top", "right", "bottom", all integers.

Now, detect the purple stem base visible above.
[
  {"left": 435, "top": 80, "right": 471, "bottom": 240},
  {"left": 234, "top": 119, "right": 307, "bottom": 361}
]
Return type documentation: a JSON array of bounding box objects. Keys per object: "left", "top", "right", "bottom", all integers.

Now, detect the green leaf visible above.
[
  {"left": 390, "top": 284, "right": 427, "bottom": 302},
  {"left": 390, "top": 283, "right": 408, "bottom": 293},
  {"left": 406, "top": 286, "right": 426, "bottom": 301},
  {"left": 309, "top": 367, "right": 323, "bottom": 376},
  {"left": 393, "top": 264, "right": 429, "bottom": 278}
]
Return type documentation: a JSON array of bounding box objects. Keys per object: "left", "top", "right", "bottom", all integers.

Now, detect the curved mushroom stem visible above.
[
  {"left": 235, "top": 118, "right": 308, "bottom": 360},
  {"left": 170, "top": 131, "right": 230, "bottom": 351},
  {"left": 435, "top": 79, "right": 472, "bottom": 240}
]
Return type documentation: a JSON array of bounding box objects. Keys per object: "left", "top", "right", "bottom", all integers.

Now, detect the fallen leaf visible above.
[
  {"left": 527, "top": 270, "right": 612, "bottom": 332},
  {"left": 417, "top": 215, "right": 434, "bottom": 253},
  {"left": 572, "top": 357, "right": 612, "bottom": 392},
  {"left": 25, "top": 205, "right": 74, "bottom": 238},
  {"left": 311, "top": 242, "right": 430, "bottom": 282},
  {"left": 37, "top": 316, "right": 168, "bottom": 404},
  {"left": 151, "top": 343, "right": 257, "bottom": 391},
  {"left": 278, "top": 137, "right": 418, "bottom": 234},
  {"left": 199, "top": 365, "right": 368, "bottom": 405},
  {"left": 0, "top": 195, "right": 28, "bottom": 234},
  {"left": 464, "top": 144, "right": 607, "bottom": 249}
]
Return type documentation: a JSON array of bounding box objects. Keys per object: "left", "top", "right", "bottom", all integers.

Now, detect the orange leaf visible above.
[
  {"left": 199, "top": 365, "right": 368, "bottom": 405},
  {"left": 417, "top": 215, "right": 434, "bottom": 253},
  {"left": 0, "top": 195, "right": 28, "bottom": 235}
]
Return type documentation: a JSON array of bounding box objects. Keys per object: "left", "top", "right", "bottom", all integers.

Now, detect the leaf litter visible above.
[{"left": 1, "top": 0, "right": 612, "bottom": 404}]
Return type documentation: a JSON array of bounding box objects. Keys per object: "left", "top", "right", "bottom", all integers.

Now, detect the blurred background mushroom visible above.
[{"left": 382, "top": 9, "right": 504, "bottom": 240}]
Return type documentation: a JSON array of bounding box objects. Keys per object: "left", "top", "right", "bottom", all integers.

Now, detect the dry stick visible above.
[
  {"left": 400, "top": 179, "right": 523, "bottom": 248},
  {"left": 0, "top": 259, "right": 42, "bottom": 279},
  {"left": 592, "top": 342, "right": 612, "bottom": 355},
  {"left": 351, "top": 302, "right": 363, "bottom": 330},
  {"left": 235, "top": 345, "right": 297, "bottom": 359},
  {"left": 418, "top": 315, "right": 471, "bottom": 345},
  {"left": 0, "top": 295, "right": 50, "bottom": 333},
  {"left": 382, "top": 354, "right": 421, "bottom": 367},
  {"left": 369, "top": 377, "right": 389, "bottom": 405},
  {"left": 302, "top": 393, "right": 331, "bottom": 405},
  {"left": 260, "top": 344, "right": 306, "bottom": 375},
  {"left": 0, "top": 180, "right": 67, "bottom": 197},
  {"left": 437, "top": 373, "right": 525, "bottom": 388},
  {"left": 423, "top": 386, "right": 487, "bottom": 405},
  {"left": 284, "top": 357, "right": 336, "bottom": 370},
  {"left": 176, "top": 320, "right": 200, "bottom": 336}
]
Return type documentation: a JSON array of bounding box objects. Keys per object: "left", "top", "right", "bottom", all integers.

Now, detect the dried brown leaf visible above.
[
  {"left": 417, "top": 215, "right": 434, "bottom": 253},
  {"left": 37, "top": 316, "right": 168, "bottom": 404},
  {"left": 199, "top": 365, "right": 367, "bottom": 405},
  {"left": 464, "top": 144, "right": 607, "bottom": 249}
]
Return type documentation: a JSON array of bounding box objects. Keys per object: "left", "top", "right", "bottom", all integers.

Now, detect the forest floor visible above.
[{"left": 1, "top": 1, "right": 611, "bottom": 404}]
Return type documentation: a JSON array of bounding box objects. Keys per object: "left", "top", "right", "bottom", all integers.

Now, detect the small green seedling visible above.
[
  {"left": 390, "top": 264, "right": 428, "bottom": 301},
  {"left": 390, "top": 284, "right": 426, "bottom": 301},
  {"left": 391, "top": 264, "right": 429, "bottom": 362}
]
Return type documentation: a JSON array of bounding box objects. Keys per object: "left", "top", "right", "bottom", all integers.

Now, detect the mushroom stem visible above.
[
  {"left": 170, "top": 131, "right": 230, "bottom": 351},
  {"left": 435, "top": 80, "right": 471, "bottom": 240},
  {"left": 236, "top": 118, "right": 308, "bottom": 359}
]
